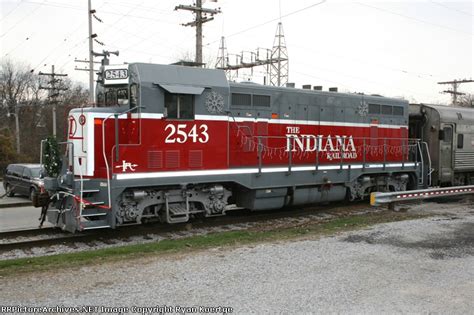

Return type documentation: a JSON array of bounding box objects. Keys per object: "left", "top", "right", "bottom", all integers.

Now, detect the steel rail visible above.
[{"left": 0, "top": 202, "right": 372, "bottom": 253}]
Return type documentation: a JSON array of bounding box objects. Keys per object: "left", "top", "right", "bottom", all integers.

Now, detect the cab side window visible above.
[{"left": 165, "top": 93, "right": 194, "bottom": 120}]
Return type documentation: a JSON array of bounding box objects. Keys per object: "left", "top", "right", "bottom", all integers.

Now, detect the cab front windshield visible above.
[{"left": 97, "top": 85, "right": 129, "bottom": 107}]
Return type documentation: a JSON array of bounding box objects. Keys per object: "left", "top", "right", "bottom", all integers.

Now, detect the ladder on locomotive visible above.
[{"left": 75, "top": 181, "right": 111, "bottom": 230}]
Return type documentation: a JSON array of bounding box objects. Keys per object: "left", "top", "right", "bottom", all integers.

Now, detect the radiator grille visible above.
[
  {"left": 189, "top": 150, "right": 203, "bottom": 168},
  {"left": 165, "top": 150, "right": 180, "bottom": 168},
  {"left": 148, "top": 151, "right": 162, "bottom": 168}
]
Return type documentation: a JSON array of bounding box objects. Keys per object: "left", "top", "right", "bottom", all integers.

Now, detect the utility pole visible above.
[
  {"left": 4, "top": 99, "right": 20, "bottom": 154},
  {"left": 14, "top": 105, "right": 20, "bottom": 154},
  {"left": 438, "top": 79, "right": 474, "bottom": 106},
  {"left": 88, "top": 0, "right": 95, "bottom": 103},
  {"left": 39, "top": 65, "right": 68, "bottom": 137},
  {"left": 175, "top": 0, "right": 221, "bottom": 66},
  {"left": 74, "top": 58, "right": 100, "bottom": 74}
]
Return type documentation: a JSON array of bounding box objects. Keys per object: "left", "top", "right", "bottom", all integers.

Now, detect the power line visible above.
[
  {"left": 4, "top": 36, "right": 31, "bottom": 57},
  {"left": 108, "top": 23, "right": 189, "bottom": 55},
  {"left": 51, "top": 2, "right": 109, "bottom": 72},
  {"left": 19, "top": 0, "right": 178, "bottom": 23},
  {"left": 0, "top": 0, "right": 45, "bottom": 38},
  {"left": 291, "top": 44, "right": 442, "bottom": 81},
  {"left": 428, "top": 0, "right": 474, "bottom": 17},
  {"left": 103, "top": 1, "right": 173, "bottom": 16},
  {"left": 216, "top": 22, "right": 289, "bottom": 87},
  {"left": 32, "top": 38, "right": 70, "bottom": 72},
  {"left": 0, "top": 1, "right": 23, "bottom": 23},
  {"left": 98, "top": 0, "right": 144, "bottom": 38},
  {"left": 8, "top": 2, "right": 106, "bottom": 72},
  {"left": 206, "top": 0, "right": 327, "bottom": 46},
  {"left": 355, "top": 2, "right": 474, "bottom": 37},
  {"left": 292, "top": 61, "right": 436, "bottom": 100}
]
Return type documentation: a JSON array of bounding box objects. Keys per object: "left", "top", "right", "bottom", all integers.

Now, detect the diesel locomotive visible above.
[{"left": 39, "top": 62, "right": 438, "bottom": 232}]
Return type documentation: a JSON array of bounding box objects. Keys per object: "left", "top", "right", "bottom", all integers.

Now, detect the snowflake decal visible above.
[
  {"left": 357, "top": 101, "right": 369, "bottom": 117},
  {"left": 205, "top": 91, "right": 224, "bottom": 114}
]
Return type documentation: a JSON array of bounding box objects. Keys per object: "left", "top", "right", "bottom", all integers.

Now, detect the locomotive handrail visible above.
[
  {"left": 422, "top": 141, "right": 433, "bottom": 187},
  {"left": 248, "top": 134, "right": 421, "bottom": 176},
  {"left": 102, "top": 105, "right": 144, "bottom": 209},
  {"left": 417, "top": 141, "right": 424, "bottom": 186},
  {"left": 362, "top": 138, "right": 366, "bottom": 170}
]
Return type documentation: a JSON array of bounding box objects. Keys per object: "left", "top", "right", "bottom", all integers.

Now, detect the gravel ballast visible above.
[{"left": 1, "top": 203, "right": 473, "bottom": 314}]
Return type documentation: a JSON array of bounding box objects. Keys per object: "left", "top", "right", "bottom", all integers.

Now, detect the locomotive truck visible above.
[{"left": 39, "top": 62, "right": 431, "bottom": 232}]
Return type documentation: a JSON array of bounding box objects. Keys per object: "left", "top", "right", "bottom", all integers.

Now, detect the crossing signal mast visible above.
[{"left": 215, "top": 22, "right": 289, "bottom": 87}]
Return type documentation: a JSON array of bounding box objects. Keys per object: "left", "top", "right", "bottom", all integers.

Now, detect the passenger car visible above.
[
  {"left": 410, "top": 104, "right": 474, "bottom": 186},
  {"left": 3, "top": 164, "right": 44, "bottom": 200}
]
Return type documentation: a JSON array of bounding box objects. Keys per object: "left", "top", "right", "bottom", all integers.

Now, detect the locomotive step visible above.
[
  {"left": 83, "top": 201, "right": 105, "bottom": 208},
  {"left": 81, "top": 189, "right": 100, "bottom": 194},
  {"left": 81, "top": 219, "right": 111, "bottom": 230},
  {"left": 81, "top": 213, "right": 107, "bottom": 217},
  {"left": 169, "top": 205, "right": 187, "bottom": 215}
]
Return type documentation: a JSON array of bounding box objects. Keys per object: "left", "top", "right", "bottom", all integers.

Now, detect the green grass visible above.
[{"left": 0, "top": 211, "right": 423, "bottom": 276}]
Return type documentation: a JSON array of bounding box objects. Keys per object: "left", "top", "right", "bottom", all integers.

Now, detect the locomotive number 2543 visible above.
[{"left": 164, "top": 124, "right": 209, "bottom": 144}]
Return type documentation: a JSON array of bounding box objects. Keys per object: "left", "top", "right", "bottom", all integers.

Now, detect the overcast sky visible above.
[{"left": 1, "top": 0, "right": 473, "bottom": 104}]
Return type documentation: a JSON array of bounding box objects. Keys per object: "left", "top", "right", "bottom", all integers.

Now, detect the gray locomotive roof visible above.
[
  {"left": 229, "top": 82, "right": 406, "bottom": 105},
  {"left": 412, "top": 103, "right": 474, "bottom": 123},
  {"left": 130, "top": 63, "right": 229, "bottom": 88}
]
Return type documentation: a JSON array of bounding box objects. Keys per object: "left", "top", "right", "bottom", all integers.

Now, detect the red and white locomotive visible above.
[{"left": 42, "top": 62, "right": 425, "bottom": 232}]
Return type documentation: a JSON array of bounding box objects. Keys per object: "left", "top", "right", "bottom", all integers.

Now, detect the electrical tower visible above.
[
  {"left": 39, "top": 65, "right": 68, "bottom": 137},
  {"left": 215, "top": 22, "right": 289, "bottom": 86},
  {"left": 215, "top": 36, "right": 229, "bottom": 75},
  {"left": 270, "top": 22, "right": 289, "bottom": 87},
  {"left": 438, "top": 79, "right": 474, "bottom": 106},
  {"left": 175, "top": 0, "right": 221, "bottom": 66}
]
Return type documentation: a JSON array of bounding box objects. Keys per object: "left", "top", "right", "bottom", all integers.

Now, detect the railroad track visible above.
[
  {"left": 0, "top": 227, "right": 57, "bottom": 239},
  {"left": 0, "top": 202, "right": 377, "bottom": 254}
]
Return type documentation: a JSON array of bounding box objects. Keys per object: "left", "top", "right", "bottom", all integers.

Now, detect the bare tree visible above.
[
  {"left": 0, "top": 59, "right": 36, "bottom": 115},
  {"left": 54, "top": 79, "right": 89, "bottom": 141},
  {"left": 0, "top": 58, "right": 88, "bottom": 164},
  {"left": 457, "top": 93, "right": 474, "bottom": 107},
  {"left": 174, "top": 50, "right": 215, "bottom": 68}
]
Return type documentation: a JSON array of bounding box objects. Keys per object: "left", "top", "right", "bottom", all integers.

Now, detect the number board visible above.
[{"left": 104, "top": 69, "right": 128, "bottom": 80}]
